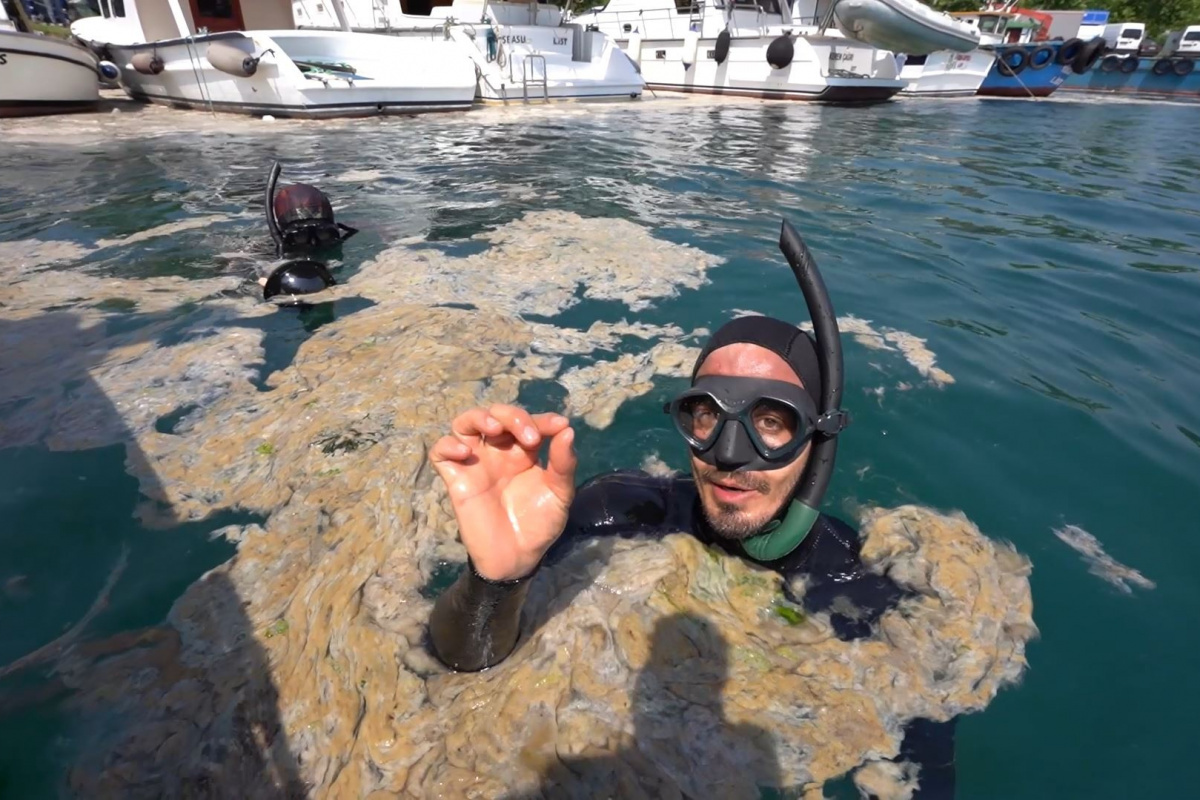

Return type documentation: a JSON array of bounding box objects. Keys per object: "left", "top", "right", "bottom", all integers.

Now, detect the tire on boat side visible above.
[
  {"left": 1028, "top": 45, "right": 1055, "bottom": 70},
  {"left": 1153, "top": 58, "right": 1173, "bottom": 75},
  {"left": 767, "top": 35, "right": 793, "bottom": 70},
  {"left": 714, "top": 29, "right": 731, "bottom": 65},
  {"left": 997, "top": 47, "right": 1028, "bottom": 77},
  {"left": 1174, "top": 58, "right": 1195, "bottom": 76},
  {"left": 1119, "top": 55, "right": 1139, "bottom": 74},
  {"left": 1099, "top": 54, "right": 1121, "bottom": 72},
  {"left": 1072, "top": 38, "right": 1106, "bottom": 74},
  {"left": 1056, "top": 37, "right": 1084, "bottom": 65}
]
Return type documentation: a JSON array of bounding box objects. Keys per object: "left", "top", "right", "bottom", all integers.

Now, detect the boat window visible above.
[
  {"left": 978, "top": 15, "right": 998, "bottom": 33},
  {"left": 674, "top": 0, "right": 697, "bottom": 13},
  {"left": 1121, "top": 28, "right": 1141, "bottom": 39},
  {"left": 758, "top": 0, "right": 781, "bottom": 13},
  {"left": 195, "top": 0, "right": 236, "bottom": 18},
  {"left": 1186, "top": 31, "right": 1200, "bottom": 41}
]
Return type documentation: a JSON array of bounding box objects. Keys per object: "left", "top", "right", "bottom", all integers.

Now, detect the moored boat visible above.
[
  {"left": 1060, "top": 49, "right": 1200, "bottom": 101},
  {"left": 70, "top": 0, "right": 478, "bottom": 118},
  {"left": 1, "top": 0, "right": 103, "bottom": 117},
  {"left": 293, "top": 0, "right": 643, "bottom": 102},
  {"left": 953, "top": 6, "right": 1103, "bottom": 98},
  {"left": 573, "top": 0, "right": 909, "bottom": 104}
]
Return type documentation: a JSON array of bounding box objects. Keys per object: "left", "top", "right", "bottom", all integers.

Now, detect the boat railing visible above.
[{"left": 600, "top": 1, "right": 789, "bottom": 39}]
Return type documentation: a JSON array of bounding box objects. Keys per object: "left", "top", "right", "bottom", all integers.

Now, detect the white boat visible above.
[
  {"left": 574, "top": 0, "right": 907, "bottom": 103},
  {"left": 292, "top": 0, "right": 643, "bottom": 102},
  {"left": 69, "top": 0, "right": 478, "bottom": 117},
  {"left": 1, "top": 0, "right": 101, "bottom": 117},
  {"left": 833, "top": 0, "right": 979, "bottom": 55},
  {"left": 898, "top": 49, "right": 994, "bottom": 97}
]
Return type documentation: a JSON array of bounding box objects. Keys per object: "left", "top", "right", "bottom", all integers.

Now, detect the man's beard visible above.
[{"left": 693, "top": 465, "right": 801, "bottom": 541}]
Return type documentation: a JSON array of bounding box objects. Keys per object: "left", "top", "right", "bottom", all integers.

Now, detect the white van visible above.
[
  {"left": 1102, "top": 22, "right": 1146, "bottom": 53},
  {"left": 1162, "top": 26, "right": 1200, "bottom": 57}
]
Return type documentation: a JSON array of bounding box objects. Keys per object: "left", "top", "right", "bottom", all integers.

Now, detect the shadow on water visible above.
[
  {"left": 0, "top": 307, "right": 305, "bottom": 797},
  {"left": 504, "top": 612, "right": 782, "bottom": 800}
]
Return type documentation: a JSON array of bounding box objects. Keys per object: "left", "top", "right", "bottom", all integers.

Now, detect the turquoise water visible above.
[{"left": 2, "top": 96, "right": 1199, "bottom": 797}]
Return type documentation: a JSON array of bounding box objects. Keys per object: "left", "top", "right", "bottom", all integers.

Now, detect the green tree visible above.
[{"left": 928, "top": 1, "right": 1200, "bottom": 37}]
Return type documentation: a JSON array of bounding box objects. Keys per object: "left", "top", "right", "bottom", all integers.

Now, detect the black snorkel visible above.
[
  {"left": 738, "top": 220, "right": 850, "bottom": 562},
  {"left": 265, "top": 161, "right": 284, "bottom": 255}
]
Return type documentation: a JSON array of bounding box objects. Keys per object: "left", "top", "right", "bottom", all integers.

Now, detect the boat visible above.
[
  {"left": 0, "top": 0, "right": 105, "bottom": 117},
  {"left": 1060, "top": 39, "right": 1200, "bottom": 101},
  {"left": 572, "top": 0, "right": 911, "bottom": 104},
  {"left": 953, "top": 5, "right": 1103, "bottom": 98},
  {"left": 833, "top": 0, "right": 978, "bottom": 55},
  {"left": 829, "top": 0, "right": 991, "bottom": 98},
  {"left": 69, "top": 0, "right": 478, "bottom": 117},
  {"left": 898, "top": 49, "right": 995, "bottom": 97},
  {"left": 292, "top": 0, "right": 643, "bottom": 102}
]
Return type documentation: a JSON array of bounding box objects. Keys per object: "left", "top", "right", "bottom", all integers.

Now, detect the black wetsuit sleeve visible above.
[
  {"left": 900, "top": 718, "right": 957, "bottom": 799},
  {"left": 428, "top": 471, "right": 682, "bottom": 672},
  {"left": 428, "top": 559, "right": 532, "bottom": 672}
]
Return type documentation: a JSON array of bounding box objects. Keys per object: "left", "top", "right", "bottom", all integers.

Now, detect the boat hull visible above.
[
  {"left": 625, "top": 35, "right": 905, "bottom": 104},
  {"left": 1060, "top": 56, "right": 1200, "bottom": 101},
  {"left": 976, "top": 41, "right": 1070, "bottom": 98},
  {"left": 93, "top": 30, "right": 476, "bottom": 118},
  {"left": 0, "top": 30, "right": 99, "bottom": 117},
  {"left": 398, "top": 23, "right": 643, "bottom": 102},
  {"left": 900, "top": 49, "right": 994, "bottom": 97}
]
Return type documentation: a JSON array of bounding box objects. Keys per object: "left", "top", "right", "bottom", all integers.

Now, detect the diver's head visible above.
[{"left": 671, "top": 315, "right": 822, "bottom": 541}]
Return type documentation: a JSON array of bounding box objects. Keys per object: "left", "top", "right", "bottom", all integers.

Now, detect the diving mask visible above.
[{"left": 666, "top": 376, "right": 818, "bottom": 472}]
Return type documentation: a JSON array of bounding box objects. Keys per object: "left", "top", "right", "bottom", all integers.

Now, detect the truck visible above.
[
  {"left": 1101, "top": 21, "right": 1146, "bottom": 53},
  {"left": 1035, "top": 9, "right": 1109, "bottom": 41},
  {"left": 1162, "top": 26, "right": 1200, "bottom": 58}
]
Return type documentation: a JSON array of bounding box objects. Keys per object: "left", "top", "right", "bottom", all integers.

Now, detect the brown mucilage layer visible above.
[{"left": 1, "top": 212, "right": 1033, "bottom": 799}]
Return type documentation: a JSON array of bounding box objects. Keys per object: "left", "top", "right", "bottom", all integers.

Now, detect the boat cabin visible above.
[
  {"left": 292, "top": 0, "right": 564, "bottom": 30},
  {"left": 72, "top": 0, "right": 297, "bottom": 43}
]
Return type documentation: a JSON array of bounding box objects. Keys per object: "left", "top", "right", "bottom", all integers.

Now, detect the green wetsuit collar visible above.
[{"left": 739, "top": 500, "right": 819, "bottom": 562}]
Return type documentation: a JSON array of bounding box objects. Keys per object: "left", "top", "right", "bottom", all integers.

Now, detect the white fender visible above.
[
  {"left": 683, "top": 29, "right": 701, "bottom": 69},
  {"left": 626, "top": 31, "right": 643, "bottom": 67}
]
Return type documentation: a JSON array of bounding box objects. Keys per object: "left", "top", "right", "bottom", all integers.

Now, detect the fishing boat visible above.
[
  {"left": 0, "top": 0, "right": 106, "bottom": 116},
  {"left": 69, "top": 0, "right": 478, "bottom": 117},
  {"left": 1060, "top": 32, "right": 1200, "bottom": 101},
  {"left": 955, "top": 5, "right": 1104, "bottom": 98},
  {"left": 292, "top": 0, "right": 643, "bottom": 102},
  {"left": 572, "top": 0, "right": 918, "bottom": 103}
]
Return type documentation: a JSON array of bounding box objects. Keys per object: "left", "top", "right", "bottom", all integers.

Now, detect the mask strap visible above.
[{"left": 739, "top": 500, "right": 819, "bottom": 561}]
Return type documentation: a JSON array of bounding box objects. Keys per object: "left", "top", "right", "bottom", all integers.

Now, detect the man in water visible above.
[{"left": 427, "top": 224, "right": 956, "bottom": 797}]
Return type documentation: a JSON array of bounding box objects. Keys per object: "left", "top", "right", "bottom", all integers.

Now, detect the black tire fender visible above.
[
  {"left": 997, "top": 47, "right": 1028, "bottom": 77},
  {"left": 1071, "top": 38, "right": 1106, "bottom": 74},
  {"left": 714, "top": 29, "right": 731, "bottom": 65},
  {"left": 1056, "top": 37, "right": 1084, "bottom": 65},
  {"left": 1028, "top": 45, "right": 1055, "bottom": 70}
]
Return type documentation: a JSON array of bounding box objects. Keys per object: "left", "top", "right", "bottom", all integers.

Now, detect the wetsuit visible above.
[{"left": 430, "top": 470, "right": 957, "bottom": 799}]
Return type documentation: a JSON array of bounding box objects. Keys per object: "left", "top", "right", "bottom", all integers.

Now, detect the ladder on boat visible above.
[
  {"left": 371, "top": 0, "right": 390, "bottom": 29},
  {"left": 522, "top": 54, "right": 549, "bottom": 102}
]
